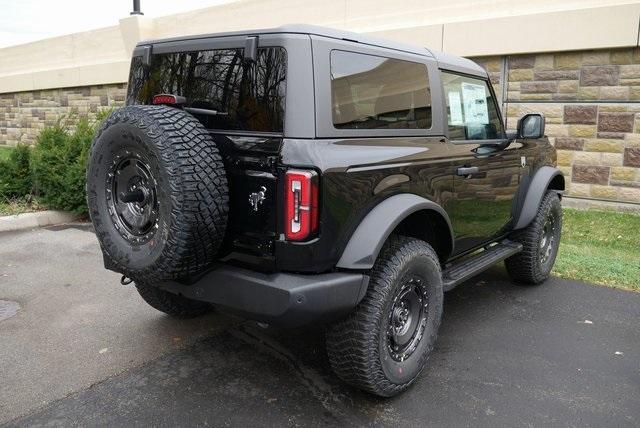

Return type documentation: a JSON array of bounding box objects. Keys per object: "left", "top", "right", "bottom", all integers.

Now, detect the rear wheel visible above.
[
  {"left": 135, "top": 282, "right": 212, "bottom": 318},
  {"left": 326, "top": 236, "right": 443, "bottom": 397},
  {"left": 505, "top": 191, "right": 562, "bottom": 284}
]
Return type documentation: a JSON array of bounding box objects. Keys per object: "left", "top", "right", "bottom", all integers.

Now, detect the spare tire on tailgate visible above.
[{"left": 87, "top": 105, "right": 229, "bottom": 282}]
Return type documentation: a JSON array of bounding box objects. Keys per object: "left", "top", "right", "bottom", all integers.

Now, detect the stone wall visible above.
[
  {"left": 0, "top": 84, "right": 126, "bottom": 146},
  {"left": 473, "top": 47, "right": 640, "bottom": 205}
]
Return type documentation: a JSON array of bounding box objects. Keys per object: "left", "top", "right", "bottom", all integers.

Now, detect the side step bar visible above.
[{"left": 442, "top": 240, "right": 522, "bottom": 291}]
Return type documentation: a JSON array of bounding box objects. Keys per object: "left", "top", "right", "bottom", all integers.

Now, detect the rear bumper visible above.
[{"left": 157, "top": 264, "right": 369, "bottom": 328}]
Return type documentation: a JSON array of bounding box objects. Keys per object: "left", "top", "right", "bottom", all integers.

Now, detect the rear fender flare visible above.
[{"left": 336, "top": 194, "right": 454, "bottom": 270}]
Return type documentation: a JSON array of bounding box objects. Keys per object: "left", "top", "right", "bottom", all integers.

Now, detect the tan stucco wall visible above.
[{"left": 1, "top": 0, "right": 640, "bottom": 93}]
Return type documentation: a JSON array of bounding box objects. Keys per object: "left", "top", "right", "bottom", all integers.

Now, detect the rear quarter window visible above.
[
  {"left": 330, "top": 50, "right": 431, "bottom": 130},
  {"left": 127, "top": 47, "right": 286, "bottom": 133}
]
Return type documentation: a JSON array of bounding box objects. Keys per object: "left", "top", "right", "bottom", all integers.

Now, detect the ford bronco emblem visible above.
[{"left": 249, "top": 186, "right": 267, "bottom": 212}]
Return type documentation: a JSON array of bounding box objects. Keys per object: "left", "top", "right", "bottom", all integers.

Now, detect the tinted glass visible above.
[
  {"left": 126, "top": 47, "right": 286, "bottom": 132},
  {"left": 441, "top": 71, "right": 503, "bottom": 140},
  {"left": 330, "top": 50, "right": 431, "bottom": 129}
]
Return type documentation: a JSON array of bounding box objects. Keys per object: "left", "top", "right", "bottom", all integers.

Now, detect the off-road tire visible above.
[
  {"left": 326, "top": 236, "right": 443, "bottom": 397},
  {"left": 135, "top": 282, "right": 212, "bottom": 318},
  {"left": 505, "top": 191, "right": 562, "bottom": 285},
  {"left": 87, "top": 105, "right": 228, "bottom": 282}
]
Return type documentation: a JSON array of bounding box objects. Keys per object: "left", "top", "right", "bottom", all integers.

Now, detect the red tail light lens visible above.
[
  {"left": 152, "top": 94, "right": 186, "bottom": 105},
  {"left": 153, "top": 94, "right": 178, "bottom": 105},
  {"left": 285, "top": 170, "right": 319, "bottom": 241}
]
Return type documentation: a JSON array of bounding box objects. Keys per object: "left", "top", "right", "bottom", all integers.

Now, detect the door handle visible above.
[{"left": 457, "top": 166, "right": 479, "bottom": 176}]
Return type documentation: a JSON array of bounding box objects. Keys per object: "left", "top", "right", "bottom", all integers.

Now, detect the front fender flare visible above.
[
  {"left": 336, "top": 194, "right": 453, "bottom": 270},
  {"left": 514, "top": 166, "right": 564, "bottom": 230}
]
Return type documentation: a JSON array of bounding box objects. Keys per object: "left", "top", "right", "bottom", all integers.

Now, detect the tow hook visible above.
[{"left": 120, "top": 275, "right": 133, "bottom": 286}]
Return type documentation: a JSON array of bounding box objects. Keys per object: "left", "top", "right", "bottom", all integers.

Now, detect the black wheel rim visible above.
[
  {"left": 106, "top": 151, "right": 159, "bottom": 244},
  {"left": 386, "top": 276, "right": 429, "bottom": 362},
  {"left": 539, "top": 210, "right": 557, "bottom": 265}
]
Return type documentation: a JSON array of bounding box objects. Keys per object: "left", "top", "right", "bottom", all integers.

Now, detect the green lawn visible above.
[
  {"left": 0, "top": 146, "right": 13, "bottom": 161},
  {"left": 553, "top": 208, "right": 640, "bottom": 292}
]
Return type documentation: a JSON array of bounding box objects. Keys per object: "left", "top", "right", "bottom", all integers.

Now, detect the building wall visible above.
[
  {"left": 471, "top": 47, "right": 640, "bottom": 204},
  {"left": 2, "top": 47, "right": 639, "bottom": 205},
  {"left": 1, "top": 0, "right": 639, "bottom": 205},
  {"left": 1, "top": 1, "right": 639, "bottom": 93}
]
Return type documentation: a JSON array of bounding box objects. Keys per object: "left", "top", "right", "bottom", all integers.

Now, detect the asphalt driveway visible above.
[{"left": 1, "top": 226, "right": 638, "bottom": 427}]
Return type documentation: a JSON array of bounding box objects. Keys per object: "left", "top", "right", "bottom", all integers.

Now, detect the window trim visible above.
[{"left": 439, "top": 69, "right": 507, "bottom": 145}]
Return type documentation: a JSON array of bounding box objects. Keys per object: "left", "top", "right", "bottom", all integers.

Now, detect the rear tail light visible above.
[
  {"left": 285, "top": 170, "right": 319, "bottom": 241},
  {"left": 152, "top": 94, "right": 186, "bottom": 105}
]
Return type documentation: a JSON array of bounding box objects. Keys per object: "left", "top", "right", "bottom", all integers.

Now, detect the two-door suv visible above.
[{"left": 87, "top": 25, "right": 564, "bottom": 396}]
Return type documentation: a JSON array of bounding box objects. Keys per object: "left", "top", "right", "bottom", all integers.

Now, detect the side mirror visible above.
[{"left": 517, "top": 113, "right": 545, "bottom": 139}]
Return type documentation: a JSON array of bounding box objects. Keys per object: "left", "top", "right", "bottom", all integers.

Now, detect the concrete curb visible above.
[{"left": 0, "top": 210, "right": 79, "bottom": 233}]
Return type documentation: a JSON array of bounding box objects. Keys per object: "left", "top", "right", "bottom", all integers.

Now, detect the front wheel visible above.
[
  {"left": 505, "top": 190, "right": 562, "bottom": 285},
  {"left": 326, "top": 236, "right": 443, "bottom": 397}
]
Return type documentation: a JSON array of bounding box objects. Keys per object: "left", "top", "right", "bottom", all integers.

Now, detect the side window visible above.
[
  {"left": 330, "top": 50, "right": 431, "bottom": 130},
  {"left": 441, "top": 71, "right": 504, "bottom": 141}
]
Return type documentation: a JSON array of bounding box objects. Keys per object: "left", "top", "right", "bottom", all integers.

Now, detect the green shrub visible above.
[
  {"left": 0, "top": 110, "right": 111, "bottom": 215},
  {"left": 0, "top": 144, "right": 33, "bottom": 198},
  {"left": 31, "top": 117, "right": 101, "bottom": 214}
]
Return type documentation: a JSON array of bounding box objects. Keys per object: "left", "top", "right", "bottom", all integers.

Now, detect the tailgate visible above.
[{"left": 214, "top": 134, "right": 282, "bottom": 270}]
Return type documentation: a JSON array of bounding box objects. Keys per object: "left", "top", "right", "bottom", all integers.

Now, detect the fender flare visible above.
[
  {"left": 336, "top": 194, "right": 454, "bottom": 270},
  {"left": 514, "top": 166, "right": 564, "bottom": 230}
]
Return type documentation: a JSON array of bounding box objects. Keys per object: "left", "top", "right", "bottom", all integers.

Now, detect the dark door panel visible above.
[
  {"left": 439, "top": 71, "right": 523, "bottom": 255},
  {"left": 448, "top": 142, "right": 523, "bottom": 254}
]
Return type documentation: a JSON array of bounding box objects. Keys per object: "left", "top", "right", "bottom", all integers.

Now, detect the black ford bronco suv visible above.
[{"left": 87, "top": 25, "right": 564, "bottom": 397}]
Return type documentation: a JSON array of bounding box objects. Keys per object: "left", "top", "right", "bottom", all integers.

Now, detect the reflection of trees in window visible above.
[
  {"left": 126, "top": 47, "right": 286, "bottom": 132},
  {"left": 126, "top": 57, "right": 147, "bottom": 105}
]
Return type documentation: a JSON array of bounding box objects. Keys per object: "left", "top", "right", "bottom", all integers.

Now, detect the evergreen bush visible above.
[
  {"left": 31, "top": 118, "right": 96, "bottom": 214},
  {"left": 0, "top": 144, "right": 33, "bottom": 198}
]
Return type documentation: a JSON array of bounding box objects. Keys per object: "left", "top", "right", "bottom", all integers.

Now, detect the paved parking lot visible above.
[{"left": 1, "top": 226, "right": 639, "bottom": 427}]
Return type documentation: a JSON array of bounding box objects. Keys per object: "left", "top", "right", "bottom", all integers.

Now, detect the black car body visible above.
[{"left": 121, "top": 24, "right": 564, "bottom": 327}]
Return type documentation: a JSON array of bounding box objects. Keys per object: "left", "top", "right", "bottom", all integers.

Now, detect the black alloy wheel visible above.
[
  {"left": 106, "top": 152, "right": 160, "bottom": 245},
  {"left": 538, "top": 209, "right": 557, "bottom": 266},
  {"left": 386, "top": 276, "right": 429, "bottom": 362}
]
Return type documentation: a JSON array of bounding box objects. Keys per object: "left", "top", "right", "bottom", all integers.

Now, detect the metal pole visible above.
[{"left": 131, "top": 0, "right": 143, "bottom": 15}]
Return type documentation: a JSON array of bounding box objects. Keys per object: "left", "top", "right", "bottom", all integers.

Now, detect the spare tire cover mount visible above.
[{"left": 106, "top": 150, "right": 159, "bottom": 245}]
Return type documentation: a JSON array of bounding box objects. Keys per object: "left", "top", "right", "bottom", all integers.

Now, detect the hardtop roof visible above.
[{"left": 139, "top": 24, "right": 486, "bottom": 77}]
